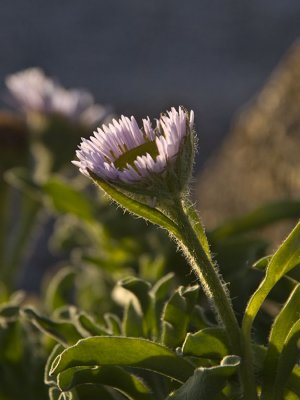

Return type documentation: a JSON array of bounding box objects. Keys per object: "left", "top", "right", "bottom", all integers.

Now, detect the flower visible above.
[
  {"left": 5, "top": 68, "right": 109, "bottom": 126},
  {"left": 73, "top": 106, "right": 194, "bottom": 195}
]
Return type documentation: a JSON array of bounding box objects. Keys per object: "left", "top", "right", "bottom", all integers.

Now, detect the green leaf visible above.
[
  {"left": 44, "top": 267, "right": 76, "bottom": 312},
  {"left": 60, "top": 392, "right": 72, "bottom": 400},
  {"left": 91, "top": 176, "right": 182, "bottom": 239},
  {"left": 45, "top": 344, "right": 64, "bottom": 386},
  {"left": 161, "top": 289, "right": 187, "bottom": 348},
  {"left": 49, "top": 386, "right": 62, "bottom": 400},
  {"left": 22, "top": 307, "right": 83, "bottom": 346},
  {"left": 119, "top": 277, "right": 153, "bottom": 337},
  {"left": 57, "top": 365, "right": 154, "bottom": 400},
  {"left": 0, "top": 281, "right": 9, "bottom": 303},
  {"left": 273, "top": 319, "right": 300, "bottom": 400},
  {"left": 252, "top": 255, "right": 272, "bottom": 271},
  {"left": 122, "top": 301, "right": 145, "bottom": 337},
  {"left": 182, "top": 328, "right": 229, "bottom": 359},
  {"left": 139, "top": 254, "right": 166, "bottom": 282},
  {"left": 104, "top": 313, "right": 122, "bottom": 335},
  {"left": 189, "top": 306, "right": 212, "bottom": 331},
  {"left": 150, "top": 273, "right": 176, "bottom": 338},
  {"left": 4, "top": 167, "right": 42, "bottom": 201},
  {"left": 52, "top": 306, "right": 77, "bottom": 320},
  {"left": 43, "top": 177, "right": 96, "bottom": 222},
  {"left": 251, "top": 345, "right": 300, "bottom": 397},
  {"left": 243, "top": 221, "right": 300, "bottom": 339},
  {"left": 76, "top": 312, "right": 109, "bottom": 336},
  {"left": 161, "top": 286, "right": 199, "bottom": 348},
  {"left": 253, "top": 255, "right": 299, "bottom": 287},
  {"left": 151, "top": 273, "right": 175, "bottom": 303},
  {"left": 261, "top": 284, "right": 300, "bottom": 399},
  {"left": 283, "top": 391, "right": 300, "bottom": 400},
  {"left": 0, "top": 319, "right": 24, "bottom": 363},
  {"left": 71, "top": 384, "right": 117, "bottom": 400},
  {"left": 288, "top": 366, "right": 300, "bottom": 396},
  {"left": 50, "top": 336, "right": 194, "bottom": 382},
  {"left": 165, "top": 355, "right": 240, "bottom": 399},
  {"left": 211, "top": 200, "right": 300, "bottom": 240},
  {"left": 1, "top": 173, "right": 41, "bottom": 288},
  {"left": 0, "top": 304, "right": 19, "bottom": 320},
  {"left": 119, "top": 277, "right": 152, "bottom": 314}
]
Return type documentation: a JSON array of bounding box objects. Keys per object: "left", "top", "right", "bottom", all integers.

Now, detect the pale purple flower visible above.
[
  {"left": 73, "top": 107, "right": 194, "bottom": 184},
  {"left": 5, "top": 68, "right": 109, "bottom": 126}
]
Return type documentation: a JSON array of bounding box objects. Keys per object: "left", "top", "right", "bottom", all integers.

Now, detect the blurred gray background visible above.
[{"left": 1, "top": 0, "right": 300, "bottom": 164}]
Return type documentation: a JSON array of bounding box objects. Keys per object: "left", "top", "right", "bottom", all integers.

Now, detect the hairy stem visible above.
[{"left": 163, "top": 196, "right": 258, "bottom": 400}]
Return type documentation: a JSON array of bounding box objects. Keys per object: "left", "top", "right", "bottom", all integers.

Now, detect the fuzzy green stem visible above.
[{"left": 163, "top": 196, "right": 258, "bottom": 400}]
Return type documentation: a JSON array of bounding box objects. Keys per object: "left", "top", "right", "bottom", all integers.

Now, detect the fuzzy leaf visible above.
[
  {"left": 288, "top": 367, "right": 300, "bottom": 396},
  {"left": 49, "top": 386, "right": 61, "bottom": 400},
  {"left": 182, "top": 328, "right": 229, "bottom": 359},
  {"left": 57, "top": 365, "right": 154, "bottom": 400},
  {"left": 45, "top": 344, "right": 64, "bottom": 386},
  {"left": 165, "top": 355, "right": 240, "bottom": 399},
  {"left": 119, "top": 277, "right": 152, "bottom": 314},
  {"left": 243, "top": 221, "right": 300, "bottom": 338},
  {"left": 122, "top": 301, "right": 145, "bottom": 337},
  {"left": 189, "top": 306, "right": 212, "bottom": 331},
  {"left": 253, "top": 255, "right": 299, "bottom": 286},
  {"left": 43, "top": 177, "right": 96, "bottom": 222},
  {"left": 44, "top": 267, "right": 76, "bottom": 312},
  {"left": 261, "top": 284, "right": 300, "bottom": 399},
  {"left": 161, "top": 286, "right": 199, "bottom": 348},
  {"left": 251, "top": 345, "right": 300, "bottom": 397},
  {"left": 72, "top": 384, "right": 117, "bottom": 399},
  {"left": 4, "top": 167, "right": 42, "bottom": 200},
  {"left": 0, "top": 320, "right": 24, "bottom": 363},
  {"left": 76, "top": 312, "right": 109, "bottom": 336},
  {"left": 252, "top": 255, "right": 272, "bottom": 271},
  {"left": 150, "top": 273, "right": 176, "bottom": 337},
  {"left": 91, "top": 176, "right": 182, "bottom": 239},
  {"left": 22, "top": 307, "right": 82, "bottom": 346},
  {"left": 151, "top": 273, "right": 175, "bottom": 302},
  {"left": 273, "top": 319, "right": 300, "bottom": 400},
  {"left": 0, "top": 304, "right": 19, "bottom": 320},
  {"left": 104, "top": 313, "right": 122, "bottom": 335},
  {"left": 50, "top": 336, "right": 194, "bottom": 382}
]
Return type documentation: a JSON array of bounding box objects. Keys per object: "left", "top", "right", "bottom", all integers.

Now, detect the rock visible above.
[{"left": 197, "top": 41, "right": 300, "bottom": 237}]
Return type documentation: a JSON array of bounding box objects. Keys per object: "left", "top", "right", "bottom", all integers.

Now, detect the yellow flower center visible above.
[{"left": 114, "top": 140, "right": 158, "bottom": 170}]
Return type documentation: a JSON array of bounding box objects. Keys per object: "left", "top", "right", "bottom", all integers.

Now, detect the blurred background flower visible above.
[{"left": 5, "top": 67, "right": 109, "bottom": 126}]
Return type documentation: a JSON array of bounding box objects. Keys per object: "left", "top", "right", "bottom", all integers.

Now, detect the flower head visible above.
[
  {"left": 5, "top": 68, "right": 109, "bottom": 126},
  {"left": 73, "top": 107, "right": 194, "bottom": 196}
]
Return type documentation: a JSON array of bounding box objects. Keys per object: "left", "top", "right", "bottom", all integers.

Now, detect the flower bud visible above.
[{"left": 5, "top": 68, "right": 110, "bottom": 127}]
